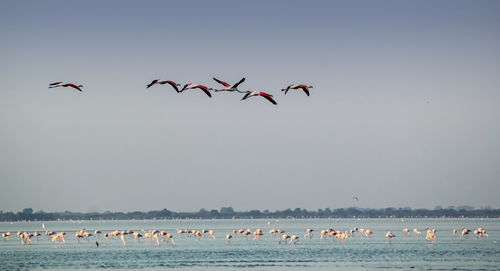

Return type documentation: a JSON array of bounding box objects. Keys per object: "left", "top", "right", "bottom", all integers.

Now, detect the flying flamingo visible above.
[
  {"left": 49, "top": 82, "right": 83, "bottom": 92},
  {"left": 282, "top": 84, "right": 313, "bottom": 96},
  {"left": 181, "top": 83, "right": 213, "bottom": 97},
  {"left": 146, "top": 79, "right": 181, "bottom": 93},
  {"left": 212, "top": 77, "right": 246, "bottom": 92},
  {"left": 241, "top": 91, "right": 277, "bottom": 105}
]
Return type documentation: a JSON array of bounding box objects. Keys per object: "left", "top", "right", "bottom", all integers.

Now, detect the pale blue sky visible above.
[{"left": 1, "top": 0, "right": 499, "bottom": 212}]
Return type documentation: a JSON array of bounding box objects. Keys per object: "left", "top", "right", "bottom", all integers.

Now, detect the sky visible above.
[{"left": 1, "top": 0, "right": 499, "bottom": 212}]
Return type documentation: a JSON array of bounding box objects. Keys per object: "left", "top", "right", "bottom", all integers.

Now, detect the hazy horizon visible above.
[
  {"left": 1, "top": 203, "right": 492, "bottom": 214},
  {"left": 1, "top": 0, "right": 500, "bottom": 212}
]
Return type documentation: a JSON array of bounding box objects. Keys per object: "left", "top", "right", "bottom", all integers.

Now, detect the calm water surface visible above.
[{"left": 0, "top": 218, "right": 499, "bottom": 270}]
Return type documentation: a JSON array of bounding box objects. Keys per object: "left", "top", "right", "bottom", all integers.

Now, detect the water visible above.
[{"left": 1, "top": 218, "right": 499, "bottom": 270}]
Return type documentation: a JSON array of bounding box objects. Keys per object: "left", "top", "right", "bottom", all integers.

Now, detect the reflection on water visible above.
[{"left": 1, "top": 218, "right": 499, "bottom": 270}]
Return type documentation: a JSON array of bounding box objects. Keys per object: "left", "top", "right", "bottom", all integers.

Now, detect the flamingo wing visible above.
[
  {"left": 66, "top": 84, "right": 83, "bottom": 92},
  {"left": 181, "top": 83, "right": 190, "bottom": 92},
  {"left": 196, "top": 85, "right": 212, "bottom": 97},
  {"left": 147, "top": 80, "right": 159, "bottom": 88},
  {"left": 300, "top": 86, "right": 310, "bottom": 96},
  {"left": 241, "top": 91, "right": 253, "bottom": 101},
  {"left": 283, "top": 85, "right": 292, "bottom": 94},
  {"left": 231, "top": 77, "right": 246, "bottom": 89},
  {"left": 213, "top": 78, "right": 231, "bottom": 87},
  {"left": 49, "top": 81, "right": 64, "bottom": 86},
  {"left": 164, "top": 80, "right": 180, "bottom": 93},
  {"left": 259, "top": 92, "right": 277, "bottom": 105}
]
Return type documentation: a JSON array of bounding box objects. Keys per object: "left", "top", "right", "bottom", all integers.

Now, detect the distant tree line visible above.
[{"left": 1, "top": 206, "right": 499, "bottom": 221}]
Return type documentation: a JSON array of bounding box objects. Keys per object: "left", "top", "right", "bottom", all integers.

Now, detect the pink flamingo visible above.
[
  {"left": 49, "top": 82, "right": 83, "bottom": 92},
  {"left": 282, "top": 84, "right": 313, "bottom": 96},
  {"left": 241, "top": 91, "right": 277, "bottom": 105},
  {"left": 212, "top": 77, "right": 246, "bottom": 92},
  {"left": 147, "top": 79, "right": 181, "bottom": 93},
  {"left": 181, "top": 83, "right": 213, "bottom": 97}
]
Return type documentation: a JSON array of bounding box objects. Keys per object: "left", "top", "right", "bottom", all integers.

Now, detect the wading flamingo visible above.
[
  {"left": 385, "top": 232, "right": 396, "bottom": 243},
  {"left": 304, "top": 229, "right": 314, "bottom": 239}
]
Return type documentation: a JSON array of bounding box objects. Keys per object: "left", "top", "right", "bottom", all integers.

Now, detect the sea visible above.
[{"left": 0, "top": 218, "right": 499, "bottom": 270}]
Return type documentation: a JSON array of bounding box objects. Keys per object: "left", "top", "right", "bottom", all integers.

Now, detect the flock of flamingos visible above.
[
  {"left": 48, "top": 78, "right": 315, "bottom": 105},
  {"left": 23, "top": 79, "right": 492, "bottom": 248},
  {"left": 2, "top": 224, "right": 489, "bottom": 247}
]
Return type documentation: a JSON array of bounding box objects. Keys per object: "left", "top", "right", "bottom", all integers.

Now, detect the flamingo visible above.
[
  {"left": 461, "top": 228, "right": 471, "bottom": 238},
  {"left": 147, "top": 79, "right": 181, "bottom": 93},
  {"left": 304, "top": 229, "right": 314, "bottom": 239},
  {"left": 241, "top": 91, "right": 277, "bottom": 105},
  {"left": 21, "top": 232, "right": 33, "bottom": 245},
  {"left": 477, "top": 228, "right": 488, "bottom": 237},
  {"left": 279, "top": 234, "right": 291, "bottom": 244},
  {"left": 226, "top": 234, "right": 233, "bottom": 244},
  {"left": 133, "top": 231, "right": 143, "bottom": 242},
  {"left": 290, "top": 235, "right": 299, "bottom": 244},
  {"left": 385, "top": 232, "right": 396, "bottom": 242},
  {"left": 320, "top": 230, "right": 328, "bottom": 240},
  {"left": 253, "top": 229, "right": 263, "bottom": 240},
  {"left": 181, "top": 83, "right": 213, "bottom": 97},
  {"left": 104, "top": 233, "right": 110, "bottom": 244},
  {"left": 2, "top": 232, "right": 12, "bottom": 240},
  {"left": 336, "top": 231, "right": 348, "bottom": 241},
  {"left": 164, "top": 233, "right": 175, "bottom": 244},
  {"left": 212, "top": 77, "right": 246, "bottom": 92},
  {"left": 282, "top": 84, "right": 313, "bottom": 96},
  {"left": 242, "top": 230, "right": 252, "bottom": 240},
  {"left": 51, "top": 234, "right": 64, "bottom": 245},
  {"left": 426, "top": 229, "right": 437, "bottom": 243},
  {"left": 49, "top": 82, "right": 83, "bottom": 92},
  {"left": 208, "top": 230, "right": 216, "bottom": 240},
  {"left": 364, "top": 229, "right": 374, "bottom": 237}
]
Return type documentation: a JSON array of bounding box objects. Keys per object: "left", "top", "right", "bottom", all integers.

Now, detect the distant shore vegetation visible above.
[{"left": 1, "top": 206, "right": 499, "bottom": 221}]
